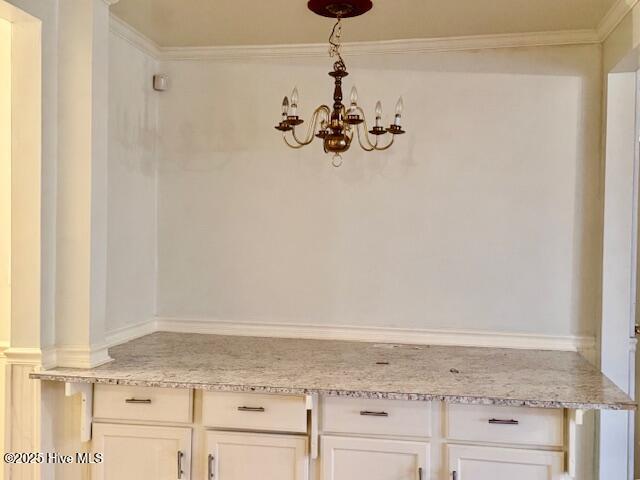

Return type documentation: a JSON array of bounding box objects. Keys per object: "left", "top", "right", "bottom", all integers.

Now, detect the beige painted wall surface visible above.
[
  {"left": 157, "top": 44, "right": 603, "bottom": 337},
  {"left": 0, "top": 17, "right": 11, "bottom": 346},
  {"left": 106, "top": 31, "right": 158, "bottom": 334}
]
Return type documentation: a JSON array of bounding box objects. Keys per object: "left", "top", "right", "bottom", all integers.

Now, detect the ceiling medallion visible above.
[{"left": 275, "top": 0, "right": 405, "bottom": 167}]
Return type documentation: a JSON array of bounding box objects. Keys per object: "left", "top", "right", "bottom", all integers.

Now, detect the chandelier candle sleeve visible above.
[
  {"left": 291, "top": 88, "right": 299, "bottom": 115},
  {"left": 394, "top": 97, "right": 403, "bottom": 126},
  {"left": 274, "top": 11, "right": 405, "bottom": 165},
  {"left": 350, "top": 86, "right": 358, "bottom": 105}
]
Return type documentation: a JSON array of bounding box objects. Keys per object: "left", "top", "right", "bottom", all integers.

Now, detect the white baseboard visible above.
[
  {"left": 28, "top": 317, "right": 598, "bottom": 369},
  {"left": 13, "top": 320, "right": 154, "bottom": 369},
  {"left": 105, "top": 319, "right": 157, "bottom": 348},
  {"left": 54, "top": 344, "right": 113, "bottom": 369},
  {"left": 49, "top": 320, "right": 157, "bottom": 368},
  {"left": 155, "top": 317, "right": 596, "bottom": 353},
  {"left": 3, "top": 344, "right": 114, "bottom": 369}
]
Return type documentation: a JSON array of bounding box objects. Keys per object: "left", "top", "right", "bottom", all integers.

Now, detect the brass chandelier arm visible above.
[
  {"left": 354, "top": 106, "right": 376, "bottom": 149},
  {"left": 290, "top": 127, "right": 315, "bottom": 147},
  {"left": 373, "top": 134, "right": 394, "bottom": 151},
  {"left": 353, "top": 106, "right": 395, "bottom": 151},
  {"left": 356, "top": 125, "right": 376, "bottom": 152},
  {"left": 283, "top": 134, "right": 308, "bottom": 149},
  {"left": 285, "top": 105, "right": 331, "bottom": 147}
]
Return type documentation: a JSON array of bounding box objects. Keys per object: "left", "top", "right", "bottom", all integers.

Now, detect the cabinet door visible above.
[
  {"left": 206, "top": 431, "right": 308, "bottom": 480},
  {"left": 321, "top": 435, "right": 430, "bottom": 480},
  {"left": 448, "top": 445, "right": 564, "bottom": 480},
  {"left": 92, "top": 423, "right": 192, "bottom": 480}
]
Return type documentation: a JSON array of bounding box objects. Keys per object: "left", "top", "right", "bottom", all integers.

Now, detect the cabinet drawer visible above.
[
  {"left": 446, "top": 404, "right": 563, "bottom": 447},
  {"left": 322, "top": 397, "right": 431, "bottom": 437},
  {"left": 202, "top": 392, "right": 307, "bottom": 433},
  {"left": 93, "top": 385, "right": 193, "bottom": 423}
]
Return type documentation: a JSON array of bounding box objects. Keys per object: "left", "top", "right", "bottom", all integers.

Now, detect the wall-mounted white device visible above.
[{"left": 153, "top": 74, "right": 169, "bottom": 91}]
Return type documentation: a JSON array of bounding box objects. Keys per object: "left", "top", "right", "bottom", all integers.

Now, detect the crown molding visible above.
[
  {"left": 109, "top": 14, "right": 600, "bottom": 62},
  {"left": 597, "top": 0, "right": 640, "bottom": 41},
  {"left": 159, "top": 30, "right": 600, "bottom": 62},
  {"left": 155, "top": 316, "right": 596, "bottom": 353},
  {"left": 109, "top": 14, "right": 162, "bottom": 59}
]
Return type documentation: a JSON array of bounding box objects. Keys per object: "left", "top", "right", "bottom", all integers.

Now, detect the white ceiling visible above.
[{"left": 111, "top": 0, "right": 617, "bottom": 48}]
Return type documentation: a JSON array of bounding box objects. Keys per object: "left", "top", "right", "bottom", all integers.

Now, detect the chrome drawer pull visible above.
[
  {"left": 237, "top": 406, "right": 265, "bottom": 412},
  {"left": 125, "top": 398, "right": 152, "bottom": 404},
  {"left": 488, "top": 418, "right": 519, "bottom": 425},
  {"left": 177, "top": 451, "right": 184, "bottom": 479},
  {"left": 359, "top": 410, "right": 389, "bottom": 417},
  {"left": 452, "top": 471, "right": 457, "bottom": 480}
]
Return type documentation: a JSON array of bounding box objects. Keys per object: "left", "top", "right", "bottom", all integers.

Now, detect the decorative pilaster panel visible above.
[{"left": 3, "top": 357, "right": 42, "bottom": 480}]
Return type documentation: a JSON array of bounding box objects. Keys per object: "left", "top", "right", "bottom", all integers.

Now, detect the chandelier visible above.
[{"left": 275, "top": 0, "right": 405, "bottom": 167}]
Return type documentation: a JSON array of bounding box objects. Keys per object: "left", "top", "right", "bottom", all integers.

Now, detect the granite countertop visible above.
[{"left": 31, "top": 332, "right": 634, "bottom": 410}]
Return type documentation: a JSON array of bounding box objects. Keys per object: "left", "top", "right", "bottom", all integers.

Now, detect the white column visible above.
[{"left": 54, "top": 0, "right": 118, "bottom": 367}]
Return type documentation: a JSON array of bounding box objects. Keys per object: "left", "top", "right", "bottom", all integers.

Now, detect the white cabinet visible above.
[
  {"left": 447, "top": 445, "right": 564, "bottom": 480},
  {"left": 205, "top": 431, "right": 308, "bottom": 480},
  {"left": 92, "top": 423, "right": 192, "bottom": 480},
  {"left": 85, "top": 387, "right": 569, "bottom": 480},
  {"left": 321, "top": 435, "right": 429, "bottom": 480}
]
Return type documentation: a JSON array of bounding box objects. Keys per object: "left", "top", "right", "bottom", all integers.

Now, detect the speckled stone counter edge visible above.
[{"left": 30, "top": 372, "right": 635, "bottom": 410}]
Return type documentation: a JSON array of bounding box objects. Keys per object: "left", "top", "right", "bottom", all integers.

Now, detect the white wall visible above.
[
  {"left": 105, "top": 29, "right": 158, "bottom": 335},
  {"left": 156, "top": 44, "right": 603, "bottom": 337}
]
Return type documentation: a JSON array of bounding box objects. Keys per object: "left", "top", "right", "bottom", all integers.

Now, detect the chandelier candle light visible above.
[{"left": 275, "top": 0, "right": 406, "bottom": 167}]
